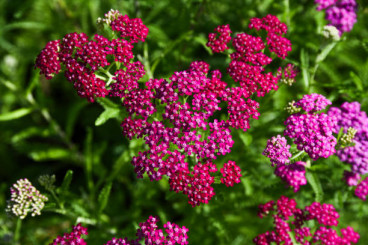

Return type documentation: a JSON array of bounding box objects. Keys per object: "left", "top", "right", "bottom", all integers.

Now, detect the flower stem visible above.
[{"left": 14, "top": 218, "right": 22, "bottom": 243}]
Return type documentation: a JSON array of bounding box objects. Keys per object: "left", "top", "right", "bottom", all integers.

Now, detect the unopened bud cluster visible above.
[
  {"left": 328, "top": 102, "right": 368, "bottom": 200},
  {"left": 6, "top": 178, "right": 48, "bottom": 219}
]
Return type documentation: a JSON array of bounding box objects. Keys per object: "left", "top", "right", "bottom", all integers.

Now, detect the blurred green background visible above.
[{"left": 1, "top": 0, "right": 368, "bottom": 244}]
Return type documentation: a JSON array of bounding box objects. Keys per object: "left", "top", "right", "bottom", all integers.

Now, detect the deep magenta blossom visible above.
[
  {"left": 315, "top": 0, "right": 357, "bottom": 34},
  {"left": 254, "top": 196, "right": 360, "bottom": 245},
  {"left": 206, "top": 24, "right": 232, "bottom": 53},
  {"left": 220, "top": 160, "right": 242, "bottom": 187}
]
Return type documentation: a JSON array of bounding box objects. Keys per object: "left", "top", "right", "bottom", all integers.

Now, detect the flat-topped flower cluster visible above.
[
  {"left": 35, "top": 11, "right": 293, "bottom": 207},
  {"left": 49, "top": 216, "right": 188, "bottom": 245},
  {"left": 254, "top": 196, "right": 360, "bottom": 244},
  {"left": 264, "top": 94, "right": 336, "bottom": 192}
]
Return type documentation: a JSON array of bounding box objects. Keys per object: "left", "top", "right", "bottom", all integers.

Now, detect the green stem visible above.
[
  {"left": 283, "top": 0, "right": 290, "bottom": 27},
  {"left": 50, "top": 189, "right": 64, "bottom": 209},
  {"left": 290, "top": 150, "right": 305, "bottom": 162},
  {"left": 309, "top": 41, "right": 337, "bottom": 92},
  {"left": 14, "top": 218, "right": 22, "bottom": 243}
]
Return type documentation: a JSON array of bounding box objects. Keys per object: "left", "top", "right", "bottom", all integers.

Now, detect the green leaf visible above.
[
  {"left": 98, "top": 182, "right": 112, "bottom": 214},
  {"left": 11, "top": 127, "right": 52, "bottom": 143},
  {"left": 350, "top": 71, "right": 364, "bottom": 91},
  {"left": 95, "top": 108, "right": 121, "bottom": 126},
  {"left": 316, "top": 42, "right": 337, "bottom": 64},
  {"left": 238, "top": 132, "right": 253, "bottom": 147},
  {"left": 300, "top": 49, "right": 310, "bottom": 90},
  {"left": 0, "top": 108, "right": 33, "bottom": 121},
  {"left": 59, "top": 170, "right": 74, "bottom": 194},
  {"left": 306, "top": 171, "right": 323, "bottom": 202},
  {"left": 3, "top": 22, "right": 47, "bottom": 31},
  {"left": 96, "top": 97, "right": 120, "bottom": 109},
  {"left": 29, "top": 148, "right": 71, "bottom": 161}
]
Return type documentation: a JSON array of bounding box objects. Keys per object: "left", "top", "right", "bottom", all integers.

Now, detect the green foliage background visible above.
[{"left": 1, "top": 0, "right": 368, "bottom": 244}]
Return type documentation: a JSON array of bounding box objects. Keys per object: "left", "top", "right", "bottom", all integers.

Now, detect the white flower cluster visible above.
[
  {"left": 322, "top": 25, "right": 340, "bottom": 41},
  {"left": 96, "top": 9, "right": 121, "bottom": 26},
  {"left": 6, "top": 178, "right": 48, "bottom": 219},
  {"left": 284, "top": 101, "right": 301, "bottom": 114}
]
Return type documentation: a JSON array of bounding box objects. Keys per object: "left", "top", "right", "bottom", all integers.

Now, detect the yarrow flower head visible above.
[
  {"left": 276, "top": 63, "right": 298, "bottom": 86},
  {"left": 97, "top": 9, "right": 121, "bottom": 26},
  {"left": 220, "top": 160, "right": 242, "bottom": 187},
  {"left": 50, "top": 217, "right": 189, "bottom": 245},
  {"left": 322, "top": 25, "right": 341, "bottom": 41},
  {"left": 106, "top": 217, "right": 188, "bottom": 245},
  {"left": 294, "top": 93, "right": 332, "bottom": 113},
  {"left": 206, "top": 24, "right": 232, "bottom": 53},
  {"left": 6, "top": 178, "right": 48, "bottom": 219},
  {"left": 284, "top": 94, "right": 337, "bottom": 161},
  {"left": 254, "top": 196, "right": 360, "bottom": 244},
  {"left": 328, "top": 102, "right": 368, "bottom": 199},
  {"left": 355, "top": 176, "right": 368, "bottom": 201},
  {"left": 328, "top": 102, "right": 368, "bottom": 176},
  {"left": 274, "top": 161, "right": 307, "bottom": 192},
  {"left": 36, "top": 12, "right": 293, "bottom": 207},
  {"left": 315, "top": 0, "right": 358, "bottom": 35},
  {"left": 50, "top": 223, "right": 88, "bottom": 245},
  {"left": 284, "top": 100, "right": 301, "bottom": 114},
  {"left": 263, "top": 135, "right": 292, "bottom": 166}
]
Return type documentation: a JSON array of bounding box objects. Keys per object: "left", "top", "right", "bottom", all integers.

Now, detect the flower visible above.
[
  {"left": 50, "top": 223, "right": 88, "bottom": 245},
  {"left": 263, "top": 135, "right": 292, "bottom": 166},
  {"left": 220, "top": 160, "right": 242, "bottom": 187},
  {"left": 315, "top": 0, "right": 357, "bottom": 35},
  {"left": 206, "top": 24, "right": 232, "bottom": 53},
  {"left": 254, "top": 196, "right": 360, "bottom": 244},
  {"left": 274, "top": 161, "right": 307, "bottom": 192},
  {"left": 6, "top": 178, "right": 48, "bottom": 219},
  {"left": 284, "top": 94, "right": 336, "bottom": 161}
]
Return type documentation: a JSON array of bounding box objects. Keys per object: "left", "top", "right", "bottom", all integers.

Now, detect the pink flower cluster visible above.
[
  {"left": 206, "top": 24, "right": 232, "bottom": 53},
  {"left": 328, "top": 102, "right": 368, "bottom": 199},
  {"left": 50, "top": 223, "right": 88, "bottom": 245},
  {"left": 35, "top": 10, "right": 146, "bottom": 102},
  {"left": 50, "top": 217, "right": 188, "bottom": 245},
  {"left": 264, "top": 94, "right": 338, "bottom": 192},
  {"left": 220, "top": 160, "right": 242, "bottom": 187},
  {"left": 106, "top": 216, "right": 188, "bottom": 245},
  {"left": 207, "top": 15, "right": 293, "bottom": 99},
  {"left": 284, "top": 94, "right": 337, "bottom": 161},
  {"left": 274, "top": 161, "right": 307, "bottom": 192},
  {"left": 36, "top": 12, "right": 293, "bottom": 207},
  {"left": 263, "top": 136, "right": 307, "bottom": 192},
  {"left": 254, "top": 196, "right": 360, "bottom": 244},
  {"left": 315, "top": 0, "right": 357, "bottom": 34},
  {"left": 263, "top": 135, "right": 292, "bottom": 166},
  {"left": 276, "top": 63, "right": 298, "bottom": 85}
]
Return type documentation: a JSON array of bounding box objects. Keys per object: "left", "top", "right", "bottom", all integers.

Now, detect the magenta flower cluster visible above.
[
  {"left": 206, "top": 24, "right": 232, "bottom": 53},
  {"left": 263, "top": 94, "right": 337, "bottom": 192},
  {"left": 254, "top": 196, "right": 360, "bottom": 244},
  {"left": 328, "top": 101, "right": 368, "bottom": 200},
  {"left": 315, "top": 0, "right": 357, "bottom": 35},
  {"left": 50, "top": 217, "right": 188, "bottom": 245},
  {"left": 207, "top": 15, "right": 293, "bottom": 99},
  {"left": 284, "top": 94, "right": 337, "bottom": 161},
  {"left": 35, "top": 11, "right": 146, "bottom": 102},
  {"left": 36, "top": 12, "right": 293, "bottom": 207},
  {"left": 263, "top": 136, "right": 307, "bottom": 192},
  {"left": 274, "top": 161, "right": 308, "bottom": 192},
  {"left": 220, "top": 160, "right": 242, "bottom": 187},
  {"left": 106, "top": 216, "right": 189, "bottom": 245},
  {"left": 263, "top": 135, "right": 292, "bottom": 166},
  {"left": 50, "top": 223, "right": 88, "bottom": 245}
]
